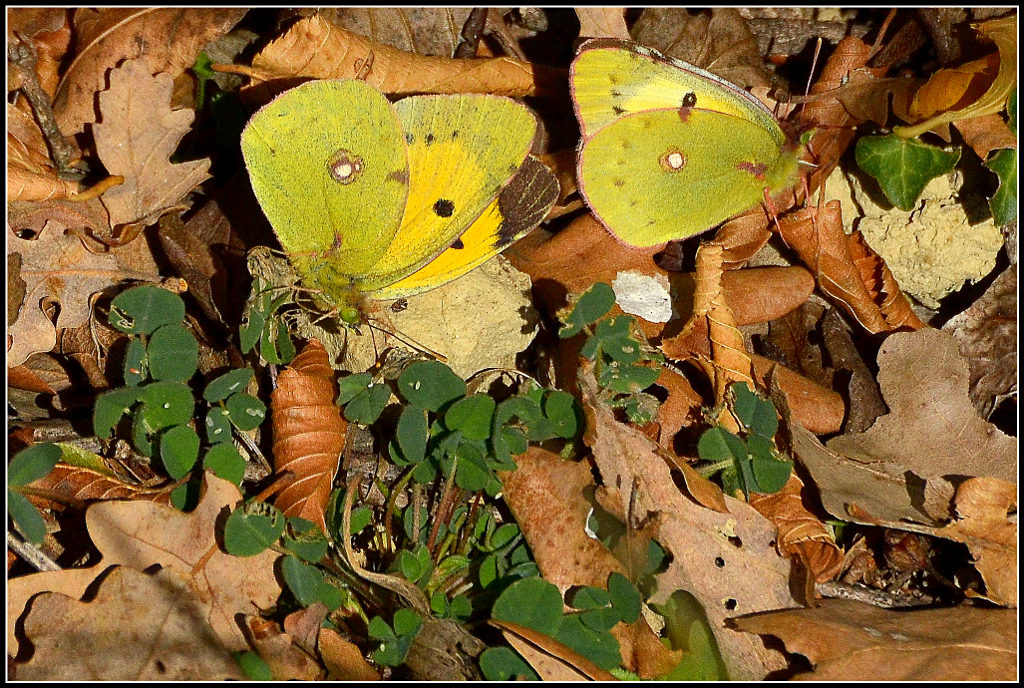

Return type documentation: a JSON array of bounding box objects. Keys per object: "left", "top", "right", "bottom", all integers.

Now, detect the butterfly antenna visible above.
[
  {"left": 365, "top": 320, "right": 449, "bottom": 363},
  {"left": 804, "top": 38, "right": 823, "bottom": 103}
]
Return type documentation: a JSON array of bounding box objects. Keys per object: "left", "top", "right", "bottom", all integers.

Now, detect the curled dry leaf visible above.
[
  {"left": 931, "top": 477, "right": 1016, "bottom": 606},
  {"left": 6, "top": 104, "right": 81, "bottom": 203},
  {"left": 244, "top": 616, "right": 324, "bottom": 680},
  {"left": 16, "top": 566, "right": 244, "bottom": 680},
  {"left": 732, "top": 599, "right": 1016, "bottom": 680},
  {"left": 27, "top": 463, "right": 174, "bottom": 508},
  {"left": 895, "top": 14, "right": 1017, "bottom": 139},
  {"left": 271, "top": 339, "right": 347, "bottom": 535},
  {"left": 93, "top": 58, "right": 211, "bottom": 231},
  {"left": 675, "top": 241, "right": 752, "bottom": 405},
  {"left": 579, "top": 368, "right": 798, "bottom": 680},
  {"left": 247, "top": 14, "right": 543, "bottom": 99},
  {"left": 776, "top": 201, "right": 925, "bottom": 333},
  {"left": 747, "top": 473, "right": 844, "bottom": 584},
  {"left": 53, "top": 8, "right": 247, "bottom": 135}
]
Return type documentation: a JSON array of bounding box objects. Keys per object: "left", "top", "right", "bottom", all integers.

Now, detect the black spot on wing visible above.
[
  {"left": 450, "top": 238, "right": 464, "bottom": 249},
  {"left": 433, "top": 199, "right": 455, "bottom": 217}
]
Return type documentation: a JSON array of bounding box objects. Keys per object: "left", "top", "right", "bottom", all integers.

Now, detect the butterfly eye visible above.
[{"left": 328, "top": 149, "right": 364, "bottom": 185}]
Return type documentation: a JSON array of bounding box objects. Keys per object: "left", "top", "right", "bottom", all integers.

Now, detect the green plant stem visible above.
[
  {"left": 384, "top": 467, "right": 416, "bottom": 552},
  {"left": 696, "top": 459, "right": 734, "bottom": 479}
]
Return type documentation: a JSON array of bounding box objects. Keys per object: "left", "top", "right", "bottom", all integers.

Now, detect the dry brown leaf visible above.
[
  {"left": 765, "top": 302, "right": 885, "bottom": 434},
  {"left": 653, "top": 366, "right": 704, "bottom": 448},
  {"left": 494, "top": 620, "right": 617, "bottom": 681},
  {"left": 7, "top": 473, "right": 281, "bottom": 658},
  {"left": 826, "top": 328, "right": 1016, "bottom": 516},
  {"left": 271, "top": 339, "right": 347, "bottom": 534},
  {"left": 6, "top": 220, "right": 119, "bottom": 367},
  {"left": 319, "top": 628, "right": 381, "bottom": 681},
  {"left": 247, "top": 14, "right": 541, "bottom": 98},
  {"left": 630, "top": 8, "right": 772, "bottom": 91},
  {"left": 788, "top": 417, "right": 927, "bottom": 526},
  {"left": 684, "top": 242, "right": 752, "bottom": 405},
  {"left": 931, "top": 477, "right": 1016, "bottom": 606},
  {"left": 499, "top": 448, "right": 615, "bottom": 592},
  {"left": 575, "top": 7, "right": 631, "bottom": 39},
  {"left": 92, "top": 58, "right": 210, "bottom": 230},
  {"left": 748, "top": 474, "right": 843, "bottom": 583},
  {"left": 954, "top": 112, "right": 1018, "bottom": 160},
  {"left": 777, "top": 201, "right": 925, "bottom": 333},
  {"left": 53, "top": 8, "right": 246, "bottom": 135},
  {"left": 245, "top": 616, "right": 324, "bottom": 680},
  {"left": 497, "top": 447, "right": 683, "bottom": 678},
  {"left": 27, "top": 462, "right": 173, "bottom": 507},
  {"left": 580, "top": 369, "right": 797, "bottom": 680},
  {"left": 749, "top": 354, "right": 846, "bottom": 435},
  {"left": 323, "top": 7, "right": 475, "bottom": 57},
  {"left": 6, "top": 104, "right": 81, "bottom": 202},
  {"left": 942, "top": 266, "right": 1017, "bottom": 418},
  {"left": 732, "top": 599, "right": 1016, "bottom": 680},
  {"left": 798, "top": 37, "right": 879, "bottom": 194},
  {"left": 15, "top": 566, "right": 244, "bottom": 680}
]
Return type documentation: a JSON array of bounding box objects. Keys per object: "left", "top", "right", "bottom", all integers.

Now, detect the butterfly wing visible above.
[
  {"left": 571, "top": 39, "right": 785, "bottom": 145},
  {"left": 241, "top": 80, "right": 409, "bottom": 303},
  {"left": 370, "top": 155, "right": 558, "bottom": 299},
  {"left": 578, "top": 107, "right": 798, "bottom": 247},
  {"left": 357, "top": 94, "right": 538, "bottom": 292}
]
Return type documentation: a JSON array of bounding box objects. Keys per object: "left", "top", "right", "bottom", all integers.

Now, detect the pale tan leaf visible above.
[
  {"left": 580, "top": 368, "right": 797, "bottom": 680},
  {"left": 92, "top": 58, "right": 210, "bottom": 229},
  {"left": 319, "top": 628, "right": 381, "bottom": 681},
  {"left": 495, "top": 620, "right": 616, "bottom": 681},
  {"left": 733, "top": 599, "right": 1016, "bottom": 680},
  {"left": 575, "top": 7, "right": 630, "bottom": 39},
  {"left": 7, "top": 220, "right": 118, "bottom": 367},
  {"left": 826, "top": 329, "right": 1016, "bottom": 515},
  {"left": 7, "top": 473, "right": 281, "bottom": 658},
  {"left": 17, "top": 566, "right": 244, "bottom": 680}
]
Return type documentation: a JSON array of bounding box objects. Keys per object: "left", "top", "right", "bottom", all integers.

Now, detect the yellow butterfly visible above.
[
  {"left": 241, "top": 79, "right": 558, "bottom": 323},
  {"left": 571, "top": 39, "right": 803, "bottom": 247}
]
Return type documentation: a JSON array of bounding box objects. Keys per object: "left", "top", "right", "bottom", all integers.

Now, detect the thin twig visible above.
[{"left": 8, "top": 531, "right": 60, "bottom": 572}]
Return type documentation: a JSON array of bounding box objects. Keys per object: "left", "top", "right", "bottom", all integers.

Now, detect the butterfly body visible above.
[
  {"left": 570, "top": 39, "right": 802, "bottom": 247},
  {"left": 241, "top": 79, "right": 558, "bottom": 320}
]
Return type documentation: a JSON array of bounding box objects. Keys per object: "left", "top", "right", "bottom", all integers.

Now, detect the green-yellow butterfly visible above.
[
  {"left": 241, "top": 79, "right": 558, "bottom": 323},
  {"left": 571, "top": 39, "right": 803, "bottom": 247}
]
